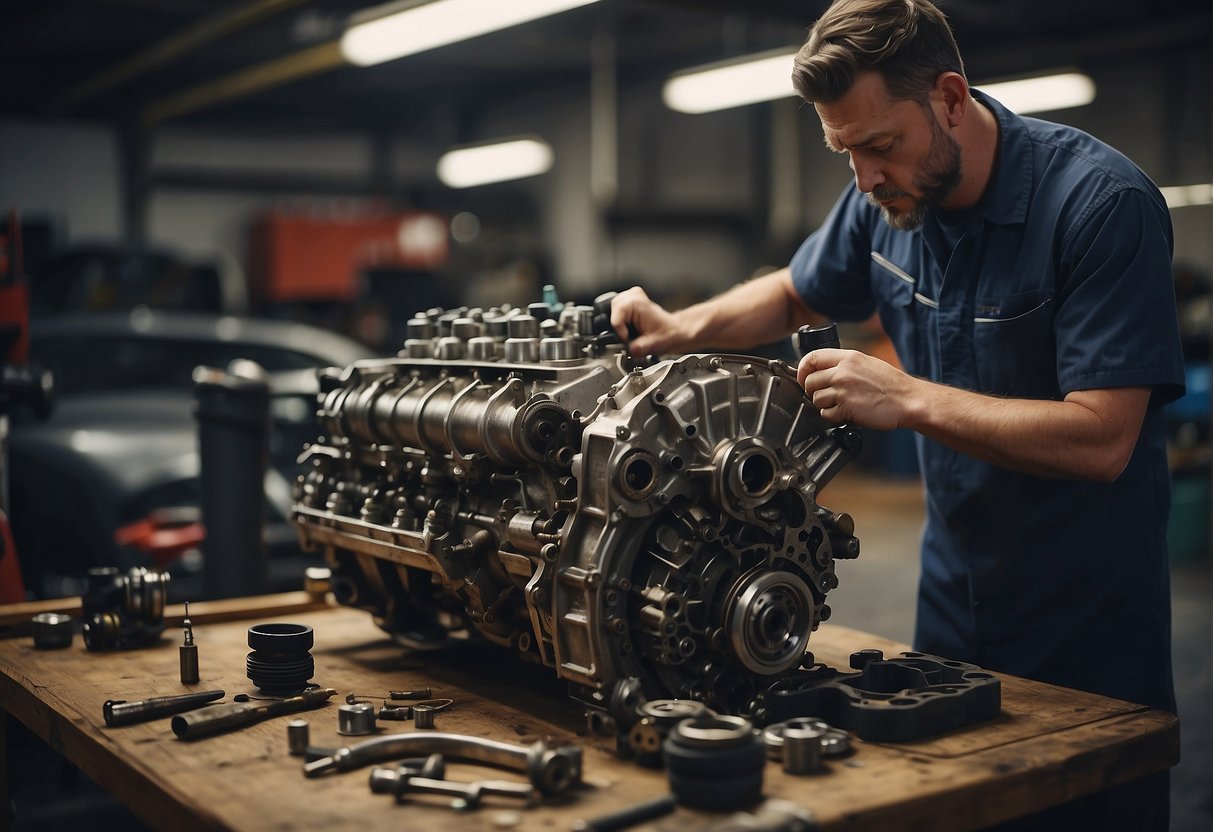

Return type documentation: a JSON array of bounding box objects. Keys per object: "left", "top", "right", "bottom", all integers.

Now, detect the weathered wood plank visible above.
[{"left": 0, "top": 601, "right": 1177, "bottom": 831}]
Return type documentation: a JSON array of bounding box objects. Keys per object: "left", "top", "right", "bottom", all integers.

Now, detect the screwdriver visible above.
[
  {"left": 103, "top": 689, "right": 225, "bottom": 727},
  {"left": 171, "top": 687, "right": 337, "bottom": 740}
]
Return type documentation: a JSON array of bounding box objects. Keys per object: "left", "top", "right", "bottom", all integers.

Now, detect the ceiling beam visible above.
[
  {"left": 141, "top": 40, "right": 345, "bottom": 127},
  {"left": 54, "top": 0, "right": 313, "bottom": 112}
]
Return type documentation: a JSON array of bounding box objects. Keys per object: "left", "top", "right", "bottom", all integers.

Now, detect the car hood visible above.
[{"left": 11, "top": 389, "right": 201, "bottom": 505}]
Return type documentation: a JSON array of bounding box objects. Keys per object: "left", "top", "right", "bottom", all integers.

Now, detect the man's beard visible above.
[{"left": 867, "top": 115, "right": 962, "bottom": 231}]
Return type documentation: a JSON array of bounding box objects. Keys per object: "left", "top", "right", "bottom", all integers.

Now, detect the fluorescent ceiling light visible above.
[
  {"left": 437, "top": 137, "right": 554, "bottom": 188},
  {"left": 663, "top": 49, "right": 798, "bottom": 114},
  {"left": 1160, "top": 183, "right": 1213, "bottom": 209},
  {"left": 342, "top": 0, "right": 602, "bottom": 66},
  {"left": 977, "top": 72, "right": 1095, "bottom": 115},
  {"left": 663, "top": 50, "right": 1097, "bottom": 118}
]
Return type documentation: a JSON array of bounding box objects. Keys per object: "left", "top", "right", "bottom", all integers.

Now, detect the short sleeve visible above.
[
  {"left": 1054, "top": 186, "right": 1186, "bottom": 404},
  {"left": 789, "top": 186, "right": 879, "bottom": 322}
]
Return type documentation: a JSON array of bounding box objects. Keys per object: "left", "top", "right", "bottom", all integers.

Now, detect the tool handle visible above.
[{"left": 172, "top": 702, "right": 258, "bottom": 739}]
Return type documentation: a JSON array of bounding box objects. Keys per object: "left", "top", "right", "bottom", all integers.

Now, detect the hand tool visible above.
[
  {"left": 179, "top": 601, "right": 199, "bottom": 683},
  {"left": 171, "top": 687, "right": 336, "bottom": 740},
  {"left": 103, "top": 689, "right": 225, "bottom": 727},
  {"left": 304, "top": 732, "right": 581, "bottom": 795}
]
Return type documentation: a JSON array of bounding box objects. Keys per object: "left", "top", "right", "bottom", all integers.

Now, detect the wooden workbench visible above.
[{"left": 0, "top": 593, "right": 1178, "bottom": 831}]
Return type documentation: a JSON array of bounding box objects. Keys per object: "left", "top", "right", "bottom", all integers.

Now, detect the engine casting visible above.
[{"left": 291, "top": 298, "right": 861, "bottom": 716}]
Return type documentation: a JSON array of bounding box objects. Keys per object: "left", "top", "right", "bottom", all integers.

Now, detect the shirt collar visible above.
[{"left": 969, "top": 89, "right": 1032, "bottom": 226}]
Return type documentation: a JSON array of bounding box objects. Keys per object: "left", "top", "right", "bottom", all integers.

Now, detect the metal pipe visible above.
[
  {"left": 57, "top": 0, "right": 312, "bottom": 110},
  {"left": 303, "top": 733, "right": 581, "bottom": 794},
  {"left": 142, "top": 41, "right": 345, "bottom": 127}
]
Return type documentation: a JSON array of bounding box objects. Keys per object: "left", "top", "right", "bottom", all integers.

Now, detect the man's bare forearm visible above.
[
  {"left": 673, "top": 268, "right": 820, "bottom": 353},
  {"left": 899, "top": 378, "right": 1149, "bottom": 481}
]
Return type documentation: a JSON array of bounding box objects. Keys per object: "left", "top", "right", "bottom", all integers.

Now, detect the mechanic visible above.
[{"left": 610, "top": 0, "right": 1183, "bottom": 827}]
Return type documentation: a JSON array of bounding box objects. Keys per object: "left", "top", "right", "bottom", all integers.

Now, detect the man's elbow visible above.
[{"left": 1087, "top": 439, "right": 1137, "bottom": 483}]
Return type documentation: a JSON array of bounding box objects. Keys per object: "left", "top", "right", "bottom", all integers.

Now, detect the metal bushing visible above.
[
  {"left": 412, "top": 703, "right": 436, "bottom": 729},
  {"left": 662, "top": 713, "right": 765, "bottom": 811},
  {"left": 338, "top": 703, "right": 378, "bottom": 736},
  {"left": 246, "top": 623, "right": 315, "bottom": 694},
  {"left": 762, "top": 717, "right": 853, "bottom": 760},
  {"left": 31, "top": 612, "right": 73, "bottom": 650},
  {"left": 781, "top": 726, "right": 824, "bottom": 775},
  {"left": 287, "top": 719, "right": 311, "bottom": 755}
]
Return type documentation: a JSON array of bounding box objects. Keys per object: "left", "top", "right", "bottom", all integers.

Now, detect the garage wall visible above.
[{"left": 0, "top": 117, "right": 123, "bottom": 243}]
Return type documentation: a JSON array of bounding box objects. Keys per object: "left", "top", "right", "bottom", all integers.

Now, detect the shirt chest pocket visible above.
[
  {"left": 869, "top": 252, "right": 925, "bottom": 373},
  {"left": 972, "top": 289, "right": 1058, "bottom": 398}
]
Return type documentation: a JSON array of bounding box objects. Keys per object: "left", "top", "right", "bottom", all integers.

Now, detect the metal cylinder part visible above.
[
  {"left": 504, "top": 337, "right": 539, "bottom": 363},
  {"left": 412, "top": 703, "right": 436, "bottom": 729},
  {"left": 468, "top": 336, "right": 497, "bottom": 362},
  {"left": 337, "top": 702, "right": 377, "bottom": 736},
  {"left": 540, "top": 336, "right": 579, "bottom": 362},
  {"left": 451, "top": 317, "right": 481, "bottom": 340},
  {"left": 287, "top": 719, "right": 310, "bottom": 755},
  {"left": 31, "top": 612, "right": 73, "bottom": 649},
  {"left": 781, "top": 726, "right": 824, "bottom": 775},
  {"left": 179, "top": 643, "right": 200, "bottom": 684},
  {"left": 404, "top": 338, "right": 432, "bottom": 358}
]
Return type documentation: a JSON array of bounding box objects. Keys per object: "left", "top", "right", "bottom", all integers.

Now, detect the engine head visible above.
[{"left": 292, "top": 299, "right": 860, "bottom": 716}]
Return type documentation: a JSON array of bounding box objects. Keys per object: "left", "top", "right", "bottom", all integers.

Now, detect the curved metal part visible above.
[
  {"left": 291, "top": 299, "right": 861, "bottom": 720},
  {"left": 762, "top": 717, "right": 852, "bottom": 760},
  {"left": 303, "top": 733, "right": 582, "bottom": 794},
  {"left": 758, "top": 651, "right": 1002, "bottom": 741}
]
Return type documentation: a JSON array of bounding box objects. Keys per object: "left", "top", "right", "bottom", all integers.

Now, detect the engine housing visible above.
[{"left": 292, "top": 301, "right": 860, "bottom": 715}]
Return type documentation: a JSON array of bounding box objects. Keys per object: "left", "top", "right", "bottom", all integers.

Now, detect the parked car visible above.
[{"left": 9, "top": 309, "right": 377, "bottom": 599}]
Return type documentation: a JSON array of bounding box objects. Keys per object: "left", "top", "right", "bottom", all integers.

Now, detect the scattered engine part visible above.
[
  {"left": 81, "top": 566, "right": 169, "bottom": 650},
  {"left": 246, "top": 623, "right": 315, "bottom": 694},
  {"left": 346, "top": 688, "right": 433, "bottom": 705},
  {"left": 780, "top": 726, "right": 824, "bottom": 775},
  {"left": 171, "top": 687, "right": 336, "bottom": 740},
  {"left": 373, "top": 697, "right": 454, "bottom": 722},
  {"left": 572, "top": 793, "right": 677, "bottom": 832},
  {"left": 412, "top": 703, "right": 436, "bottom": 729},
  {"left": 762, "top": 718, "right": 851, "bottom": 761},
  {"left": 337, "top": 702, "right": 378, "bottom": 736},
  {"left": 369, "top": 770, "right": 538, "bottom": 809},
  {"left": 662, "top": 713, "right": 765, "bottom": 811},
  {"left": 291, "top": 295, "right": 861, "bottom": 721},
  {"left": 103, "top": 689, "right": 225, "bottom": 728},
  {"left": 627, "top": 699, "right": 712, "bottom": 767},
  {"left": 756, "top": 650, "right": 1001, "bottom": 742},
  {"left": 388, "top": 688, "right": 433, "bottom": 700},
  {"left": 179, "top": 601, "right": 199, "bottom": 684},
  {"left": 304, "top": 733, "right": 582, "bottom": 796},
  {"left": 287, "top": 719, "right": 311, "bottom": 755},
  {"left": 31, "top": 612, "right": 73, "bottom": 649}
]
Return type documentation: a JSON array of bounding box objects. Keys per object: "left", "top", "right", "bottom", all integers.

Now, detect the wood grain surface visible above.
[{"left": 0, "top": 596, "right": 1178, "bottom": 831}]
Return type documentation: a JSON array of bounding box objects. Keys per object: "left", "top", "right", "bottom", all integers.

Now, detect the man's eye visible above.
[{"left": 872, "top": 142, "right": 894, "bottom": 153}]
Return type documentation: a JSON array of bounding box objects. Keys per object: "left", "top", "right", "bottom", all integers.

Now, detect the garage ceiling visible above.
[{"left": 1, "top": 0, "right": 1209, "bottom": 133}]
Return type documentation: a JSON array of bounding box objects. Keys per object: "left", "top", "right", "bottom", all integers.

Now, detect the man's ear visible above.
[{"left": 934, "top": 72, "right": 969, "bottom": 127}]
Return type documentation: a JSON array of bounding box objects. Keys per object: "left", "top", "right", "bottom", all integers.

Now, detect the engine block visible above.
[{"left": 292, "top": 300, "right": 860, "bottom": 715}]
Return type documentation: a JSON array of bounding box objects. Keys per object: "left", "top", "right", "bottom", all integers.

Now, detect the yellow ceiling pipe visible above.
[{"left": 57, "top": 0, "right": 312, "bottom": 111}]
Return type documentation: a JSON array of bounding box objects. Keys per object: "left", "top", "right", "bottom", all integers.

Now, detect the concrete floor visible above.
[{"left": 819, "top": 469, "right": 1213, "bottom": 831}]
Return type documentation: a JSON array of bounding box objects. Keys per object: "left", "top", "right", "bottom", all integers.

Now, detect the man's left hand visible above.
[{"left": 797, "top": 348, "right": 914, "bottom": 430}]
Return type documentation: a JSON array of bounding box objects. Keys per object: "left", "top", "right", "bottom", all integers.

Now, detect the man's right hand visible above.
[{"left": 610, "top": 286, "right": 689, "bottom": 358}]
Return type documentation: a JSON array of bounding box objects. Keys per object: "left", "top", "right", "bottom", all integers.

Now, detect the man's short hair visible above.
[{"left": 793, "top": 0, "right": 965, "bottom": 104}]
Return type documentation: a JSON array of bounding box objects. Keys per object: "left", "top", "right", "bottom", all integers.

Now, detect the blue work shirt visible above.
[{"left": 789, "top": 91, "right": 1185, "bottom": 712}]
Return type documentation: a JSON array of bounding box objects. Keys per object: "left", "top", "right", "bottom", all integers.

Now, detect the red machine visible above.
[{"left": 1, "top": 209, "right": 53, "bottom": 602}]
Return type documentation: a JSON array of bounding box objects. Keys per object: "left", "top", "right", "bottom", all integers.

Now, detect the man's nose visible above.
[{"left": 850, "top": 154, "right": 884, "bottom": 193}]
